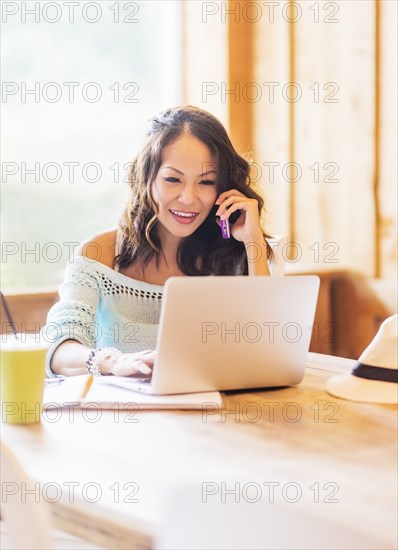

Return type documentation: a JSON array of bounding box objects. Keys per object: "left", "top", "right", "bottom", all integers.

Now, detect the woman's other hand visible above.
[{"left": 103, "top": 350, "right": 156, "bottom": 377}]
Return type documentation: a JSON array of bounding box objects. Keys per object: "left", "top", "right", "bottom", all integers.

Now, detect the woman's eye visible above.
[
  {"left": 200, "top": 180, "right": 216, "bottom": 186},
  {"left": 164, "top": 177, "right": 180, "bottom": 183}
]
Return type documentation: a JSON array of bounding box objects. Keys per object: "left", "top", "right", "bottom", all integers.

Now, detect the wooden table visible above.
[{"left": 1, "top": 353, "right": 397, "bottom": 549}]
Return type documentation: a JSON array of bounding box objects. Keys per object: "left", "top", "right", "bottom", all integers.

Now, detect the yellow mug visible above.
[{"left": 0, "top": 333, "right": 49, "bottom": 424}]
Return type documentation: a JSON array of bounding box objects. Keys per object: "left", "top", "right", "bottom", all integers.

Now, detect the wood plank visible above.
[
  {"left": 227, "top": 0, "right": 254, "bottom": 152},
  {"left": 379, "top": 0, "right": 398, "bottom": 279},
  {"left": 183, "top": 1, "right": 228, "bottom": 125},
  {"left": 252, "top": 6, "right": 291, "bottom": 238},
  {"left": 293, "top": 1, "right": 376, "bottom": 274}
]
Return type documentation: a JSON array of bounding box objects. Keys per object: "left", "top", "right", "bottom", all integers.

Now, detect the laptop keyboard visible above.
[{"left": 134, "top": 377, "right": 151, "bottom": 384}]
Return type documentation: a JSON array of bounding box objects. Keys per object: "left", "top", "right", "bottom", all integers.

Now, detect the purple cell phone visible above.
[{"left": 220, "top": 218, "right": 231, "bottom": 239}]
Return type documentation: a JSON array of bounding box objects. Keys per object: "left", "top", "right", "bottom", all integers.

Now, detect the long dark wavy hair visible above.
[{"left": 117, "top": 105, "right": 272, "bottom": 276}]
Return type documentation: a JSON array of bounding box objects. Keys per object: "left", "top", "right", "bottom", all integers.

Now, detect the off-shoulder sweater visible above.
[{"left": 44, "top": 256, "right": 164, "bottom": 376}]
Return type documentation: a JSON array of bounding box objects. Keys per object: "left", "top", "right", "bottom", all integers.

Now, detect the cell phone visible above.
[{"left": 211, "top": 204, "right": 241, "bottom": 239}]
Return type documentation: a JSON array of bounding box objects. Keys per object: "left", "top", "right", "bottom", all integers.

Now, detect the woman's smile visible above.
[{"left": 169, "top": 209, "right": 200, "bottom": 224}]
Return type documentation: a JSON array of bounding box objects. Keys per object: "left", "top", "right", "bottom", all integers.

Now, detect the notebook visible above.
[
  {"left": 43, "top": 375, "right": 222, "bottom": 410},
  {"left": 126, "top": 275, "right": 320, "bottom": 395}
]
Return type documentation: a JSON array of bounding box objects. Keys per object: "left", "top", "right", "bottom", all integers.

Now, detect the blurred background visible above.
[{"left": 1, "top": 0, "right": 397, "bottom": 357}]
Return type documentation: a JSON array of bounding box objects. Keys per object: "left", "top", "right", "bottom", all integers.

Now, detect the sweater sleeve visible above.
[{"left": 42, "top": 258, "right": 101, "bottom": 377}]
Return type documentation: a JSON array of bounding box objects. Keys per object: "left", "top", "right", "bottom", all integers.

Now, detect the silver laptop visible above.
[{"left": 126, "top": 275, "right": 320, "bottom": 395}]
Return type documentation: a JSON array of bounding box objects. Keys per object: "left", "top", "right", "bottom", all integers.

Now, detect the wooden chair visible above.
[
  {"left": 0, "top": 441, "right": 106, "bottom": 549},
  {"left": 0, "top": 440, "right": 53, "bottom": 549},
  {"left": 266, "top": 235, "right": 288, "bottom": 276},
  {"left": 330, "top": 273, "right": 397, "bottom": 358}
]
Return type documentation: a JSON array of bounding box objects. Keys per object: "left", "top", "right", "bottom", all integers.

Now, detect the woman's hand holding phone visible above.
[{"left": 214, "top": 189, "right": 264, "bottom": 245}]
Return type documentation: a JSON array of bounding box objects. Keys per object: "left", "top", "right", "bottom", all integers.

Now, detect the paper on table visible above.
[
  {"left": 43, "top": 375, "right": 223, "bottom": 410},
  {"left": 43, "top": 375, "right": 92, "bottom": 408}
]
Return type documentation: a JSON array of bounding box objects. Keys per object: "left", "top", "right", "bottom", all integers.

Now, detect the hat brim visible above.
[{"left": 327, "top": 373, "right": 398, "bottom": 405}]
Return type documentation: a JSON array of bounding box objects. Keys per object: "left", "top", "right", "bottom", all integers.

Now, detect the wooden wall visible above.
[
  {"left": 379, "top": 0, "right": 398, "bottom": 279},
  {"left": 184, "top": 0, "right": 397, "bottom": 280}
]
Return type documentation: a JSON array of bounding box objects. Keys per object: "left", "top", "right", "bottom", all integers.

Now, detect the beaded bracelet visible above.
[{"left": 86, "top": 347, "right": 121, "bottom": 376}]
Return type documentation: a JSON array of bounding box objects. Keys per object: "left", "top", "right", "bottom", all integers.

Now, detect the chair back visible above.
[
  {"left": 266, "top": 235, "right": 288, "bottom": 276},
  {"left": 0, "top": 440, "right": 53, "bottom": 550}
]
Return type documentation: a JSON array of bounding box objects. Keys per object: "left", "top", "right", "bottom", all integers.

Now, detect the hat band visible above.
[{"left": 352, "top": 363, "right": 398, "bottom": 383}]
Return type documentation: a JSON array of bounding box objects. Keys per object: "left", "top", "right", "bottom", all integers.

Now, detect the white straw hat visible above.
[{"left": 327, "top": 314, "right": 398, "bottom": 404}]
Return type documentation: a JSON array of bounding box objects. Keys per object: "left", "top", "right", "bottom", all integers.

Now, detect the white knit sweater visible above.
[{"left": 44, "top": 256, "right": 164, "bottom": 376}]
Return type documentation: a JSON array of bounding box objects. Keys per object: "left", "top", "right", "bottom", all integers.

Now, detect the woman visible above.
[{"left": 45, "top": 106, "right": 273, "bottom": 378}]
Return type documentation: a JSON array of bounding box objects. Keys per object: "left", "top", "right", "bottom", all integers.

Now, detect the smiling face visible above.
[{"left": 151, "top": 132, "right": 218, "bottom": 246}]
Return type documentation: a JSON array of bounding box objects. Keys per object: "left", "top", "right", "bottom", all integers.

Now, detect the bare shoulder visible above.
[{"left": 74, "top": 227, "right": 118, "bottom": 268}]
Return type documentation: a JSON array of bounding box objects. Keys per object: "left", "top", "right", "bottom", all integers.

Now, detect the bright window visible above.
[{"left": 1, "top": 1, "right": 182, "bottom": 289}]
